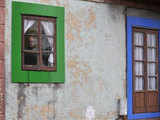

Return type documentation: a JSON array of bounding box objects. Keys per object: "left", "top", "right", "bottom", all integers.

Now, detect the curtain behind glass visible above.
[
  {"left": 24, "top": 19, "right": 35, "bottom": 33},
  {"left": 41, "top": 21, "right": 54, "bottom": 66},
  {"left": 147, "top": 34, "right": 156, "bottom": 90},
  {"left": 134, "top": 32, "right": 144, "bottom": 91}
]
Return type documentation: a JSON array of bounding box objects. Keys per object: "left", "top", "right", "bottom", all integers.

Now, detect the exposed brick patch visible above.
[
  {"left": 0, "top": 60, "right": 4, "bottom": 77},
  {"left": 0, "top": 92, "right": 5, "bottom": 111},
  {"left": 0, "top": 114, "right": 5, "bottom": 119},
  {"left": 0, "top": 1, "right": 4, "bottom": 7},
  {"left": 0, "top": 25, "right": 4, "bottom": 42},
  {"left": 0, "top": 43, "right": 4, "bottom": 59},
  {"left": 0, "top": 60, "right": 4, "bottom": 120},
  {"left": 0, "top": 7, "right": 5, "bottom": 25},
  {"left": 0, "top": 0, "right": 5, "bottom": 120}
]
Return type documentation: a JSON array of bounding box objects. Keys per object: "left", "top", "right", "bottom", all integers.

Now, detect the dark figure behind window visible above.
[{"left": 24, "top": 36, "right": 38, "bottom": 65}]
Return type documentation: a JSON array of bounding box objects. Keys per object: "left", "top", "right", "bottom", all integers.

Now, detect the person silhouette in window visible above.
[{"left": 24, "top": 36, "right": 38, "bottom": 65}]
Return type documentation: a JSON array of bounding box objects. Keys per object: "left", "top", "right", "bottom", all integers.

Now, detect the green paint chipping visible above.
[{"left": 12, "top": 2, "right": 65, "bottom": 83}]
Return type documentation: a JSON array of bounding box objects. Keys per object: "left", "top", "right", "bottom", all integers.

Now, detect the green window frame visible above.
[{"left": 12, "top": 1, "right": 65, "bottom": 83}]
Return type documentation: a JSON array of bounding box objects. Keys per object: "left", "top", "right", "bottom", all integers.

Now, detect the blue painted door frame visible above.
[{"left": 127, "top": 16, "right": 160, "bottom": 120}]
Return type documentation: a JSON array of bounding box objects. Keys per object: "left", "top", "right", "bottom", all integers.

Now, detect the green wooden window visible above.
[{"left": 12, "top": 2, "right": 65, "bottom": 83}]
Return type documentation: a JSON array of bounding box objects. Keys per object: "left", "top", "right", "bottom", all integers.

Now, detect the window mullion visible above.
[
  {"left": 53, "top": 20, "right": 56, "bottom": 67},
  {"left": 143, "top": 32, "right": 148, "bottom": 113},
  {"left": 144, "top": 32, "right": 147, "bottom": 91},
  {"left": 38, "top": 20, "right": 42, "bottom": 68},
  {"left": 156, "top": 32, "right": 159, "bottom": 91}
]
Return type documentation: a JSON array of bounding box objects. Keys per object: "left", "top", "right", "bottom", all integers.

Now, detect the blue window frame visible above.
[{"left": 127, "top": 16, "right": 160, "bottom": 119}]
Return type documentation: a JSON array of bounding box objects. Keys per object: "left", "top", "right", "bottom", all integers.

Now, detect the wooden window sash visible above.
[
  {"left": 133, "top": 28, "right": 159, "bottom": 91},
  {"left": 22, "top": 15, "right": 56, "bottom": 71},
  {"left": 132, "top": 27, "right": 159, "bottom": 113}
]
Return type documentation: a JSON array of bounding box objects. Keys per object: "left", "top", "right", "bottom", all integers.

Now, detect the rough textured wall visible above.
[
  {"left": 0, "top": 0, "right": 5, "bottom": 120},
  {"left": 5, "top": 0, "right": 126, "bottom": 120}
]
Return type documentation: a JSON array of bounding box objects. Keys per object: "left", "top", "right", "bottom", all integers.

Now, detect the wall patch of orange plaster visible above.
[
  {"left": 40, "top": 0, "right": 50, "bottom": 3},
  {"left": 67, "top": 32, "right": 75, "bottom": 42},
  {"left": 85, "top": 8, "right": 96, "bottom": 29},
  {"left": 69, "top": 11, "right": 82, "bottom": 41},
  {"left": 68, "top": 57, "right": 92, "bottom": 86},
  {"left": 69, "top": 108, "right": 83, "bottom": 120}
]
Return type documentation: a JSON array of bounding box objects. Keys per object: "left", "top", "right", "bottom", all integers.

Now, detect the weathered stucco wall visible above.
[{"left": 5, "top": 0, "right": 126, "bottom": 119}]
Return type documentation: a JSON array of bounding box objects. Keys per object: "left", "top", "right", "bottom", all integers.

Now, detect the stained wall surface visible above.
[{"left": 5, "top": 0, "right": 126, "bottom": 119}]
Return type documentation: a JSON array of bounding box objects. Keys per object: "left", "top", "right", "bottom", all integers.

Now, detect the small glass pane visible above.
[
  {"left": 41, "top": 37, "right": 53, "bottom": 51},
  {"left": 24, "top": 36, "right": 39, "bottom": 50},
  {"left": 134, "top": 47, "right": 143, "bottom": 60},
  {"left": 134, "top": 32, "right": 144, "bottom": 46},
  {"left": 148, "top": 77, "right": 156, "bottom": 90},
  {"left": 24, "top": 53, "right": 38, "bottom": 65},
  {"left": 147, "top": 34, "right": 156, "bottom": 47},
  {"left": 42, "top": 52, "right": 54, "bottom": 67},
  {"left": 147, "top": 63, "right": 156, "bottom": 76},
  {"left": 135, "top": 77, "right": 144, "bottom": 91},
  {"left": 147, "top": 48, "right": 156, "bottom": 62},
  {"left": 24, "top": 20, "right": 38, "bottom": 34},
  {"left": 40, "top": 21, "right": 54, "bottom": 36},
  {"left": 135, "top": 62, "right": 144, "bottom": 75}
]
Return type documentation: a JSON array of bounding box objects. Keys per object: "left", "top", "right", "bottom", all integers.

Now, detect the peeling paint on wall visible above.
[
  {"left": 39, "top": 0, "right": 50, "bottom": 3},
  {"left": 85, "top": 8, "right": 96, "bottom": 29},
  {"left": 5, "top": 0, "right": 127, "bottom": 119},
  {"left": 17, "top": 84, "right": 26, "bottom": 119},
  {"left": 68, "top": 56, "right": 92, "bottom": 85}
]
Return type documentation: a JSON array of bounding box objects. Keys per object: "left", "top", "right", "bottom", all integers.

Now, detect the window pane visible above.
[
  {"left": 24, "top": 53, "right": 38, "bottom": 65},
  {"left": 24, "top": 19, "right": 38, "bottom": 34},
  {"left": 134, "top": 47, "right": 143, "bottom": 60},
  {"left": 42, "top": 52, "right": 54, "bottom": 67},
  {"left": 134, "top": 32, "right": 144, "bottom": 46},
  {"left": 147, "top": 48, "right": 156, "bottom": 62},
  {"left": 135, "top": 77, "right": 144, "bottom": 91},
  {"left": 147, "top": 34, "right": 156, "bottom": 47},
  {"left": 147, "top": 63, "right": 156, "bottom": 76},
  {"left": 148, "top": 77, "right": 156, "bottom": 90},
  {"left": 135, "top": 62, "right": 144, "bottom": 75},
  {"left": 40, "top": 21, "right": 54, "bottom": 36},
  {"left": 22, "top": 16, "right": 57, "bottom": 71},
  {"left": 24, "top": 36, "right": 39, "bottom": 50},
  {"left": 41, "top": 37, "right": 53, "bottom": 51}
]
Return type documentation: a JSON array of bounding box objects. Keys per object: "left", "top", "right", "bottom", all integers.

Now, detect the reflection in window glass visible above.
[
  {"left": 41, "top": 37, "right": 53, "bottom": 51},
  {"left": 24, "top": 19, "right": 38, "bottom": 34},
  {"left": 40, "top": 21, "right": 54, "bottom": 36},
  {"left": 24, "top": 36, "right": 38, "bottom": 50}
]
